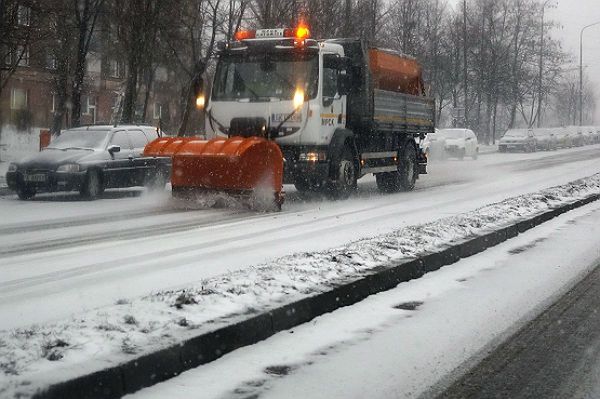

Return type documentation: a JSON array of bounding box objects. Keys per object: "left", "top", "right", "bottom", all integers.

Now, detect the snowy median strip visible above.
[{"left": 2, "top": 173, "right": 600, "bottom": 398}]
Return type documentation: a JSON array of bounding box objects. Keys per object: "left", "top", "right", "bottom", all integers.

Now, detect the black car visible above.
[{"left": 6, "top": 125, "right": 170, "bottom": 200}]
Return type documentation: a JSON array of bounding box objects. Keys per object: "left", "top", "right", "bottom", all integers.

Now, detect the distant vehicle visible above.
[
  {"left": 6, "top": 125, "right": 170, "bottom": 200},
  {"left": 498, "top": 129, "right": 536, "bottom": 152},
  {"left": 438, "top": 129, "right": 479, "bottom": 160},
  {"left": 553, "top": 128, "right": 573, "bottom": 149},
  {"left": 582, "top": 126, "right": 598, "bottom": 145},
  {"left": 533, "top": 128, "right": 557, "bottom": 151},
  {"left": 566, "top": 126, "right": 585, "bottom": 147},
  {"left": 420, "top": 129, "right": 446, "bottom": 160}
]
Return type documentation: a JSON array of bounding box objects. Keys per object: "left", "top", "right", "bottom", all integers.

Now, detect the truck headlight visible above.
[
  {"left": 299, "top": 151, "right": 327, "bottom": 162},
  {"left": 56, "top": 163, "right": 80, "bottom": 173},
  {"left": 8, "top": 163, "right": 17, "bottom": 172}
]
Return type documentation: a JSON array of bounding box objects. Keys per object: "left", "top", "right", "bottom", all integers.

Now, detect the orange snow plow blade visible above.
[{"left": 144, "top": 136, "right": 284, "bottom": 210}]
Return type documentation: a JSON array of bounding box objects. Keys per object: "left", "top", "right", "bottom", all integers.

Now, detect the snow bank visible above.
[
  {"left": 2, "top": 173, "right": 600, "bottom": 397},
  {"left": 0, "top": 125, "right": 42, "bottom": 163}
]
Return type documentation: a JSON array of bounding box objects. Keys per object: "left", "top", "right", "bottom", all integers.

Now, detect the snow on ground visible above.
[
  {"left": 2, "top": 146, "right": 600, "bottom": 336},
  {"left": 0, "top": 126, "right": 41, "bottom": 187},
  {"left": 1, "top": 174, "right": 600, "bottom": 398},
  {"left": 127, "top": 200, "right": 600, "bottom": 399}
]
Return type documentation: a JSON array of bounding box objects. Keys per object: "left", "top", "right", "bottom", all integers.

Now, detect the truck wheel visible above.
[
  {"left": 16, "top": 185, "right": 36, "bottom": 200},
  {"left": 376, "top": 144, "right": 417, "bottom": 193},
  {"left": 80, "top": 170, "right": 103, "bottom": 200},
  {"left": 328, "top": 146, "right": 356, "bottom": 200},
  {"left": 399, "top": 144, "right": 417, "bottom": 191}
]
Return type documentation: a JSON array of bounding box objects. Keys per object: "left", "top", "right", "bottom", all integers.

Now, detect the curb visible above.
[{"left": 33, "top": 193, "right": 600, "bottom": 399}]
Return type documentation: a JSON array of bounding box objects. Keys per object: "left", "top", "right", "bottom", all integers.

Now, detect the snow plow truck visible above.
[{"left": 144, "top": 25, "right": 435, "bottom": 210}]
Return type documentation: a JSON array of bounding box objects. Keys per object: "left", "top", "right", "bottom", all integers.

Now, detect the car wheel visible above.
[
  {"left": 80, "top": 170, "right": 102, "bottom": 200},
  {"left": 16, "top": 185, "right": 36, "bottom": 200},
  {"left": 147, "top": 167, "right": 169, "bottom": 192}
]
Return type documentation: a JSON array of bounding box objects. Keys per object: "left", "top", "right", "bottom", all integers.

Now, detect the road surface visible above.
[
  {"left": 1, "top": 145, "right": 600, "bottom": 330},
  {"left": 438, "top": 262, "right": 600, "bottom": 399},
  {"left": 126, "top": 189, "right": 600, "bottom": 399}
]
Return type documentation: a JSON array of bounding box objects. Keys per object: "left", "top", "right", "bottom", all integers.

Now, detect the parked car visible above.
[
  {"left": 420, "top": 129, "right": 446, "bottom": 160},
  {"left": 6, "top": 125, "right": 170, "bottom": 200},
  {"left": 566, "top": 126, "right": 585, "bottom": 147},
  {"left": 498, "top": 129, "right": 536, "bottom": 152},
  {"left": 438, "top": 129, "right": 479, "bottom": 160},
  {"left": 553, "top": 127, "right": 572, "bottom": 149},
  {"left": 533, "top": 128, "right": 557, "bottom": 151},
  {"left": 582, "top": 126, "right": 598, "bottom": 145}
]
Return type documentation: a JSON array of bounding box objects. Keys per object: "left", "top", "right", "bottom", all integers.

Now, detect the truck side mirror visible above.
[{"left": 338, "top": 73, "right": 352, "bottom": 96}]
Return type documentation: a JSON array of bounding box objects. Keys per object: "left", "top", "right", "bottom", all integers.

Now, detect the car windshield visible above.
[
  {"left": 440, "top": 129, "right": 465, "bottom": 139},
  {"left": 47, "top": 130, "right": 108, "bottom": 150},
  {"left": 504, "top": 130, "right": 528, "bottom": 137},
  {"left": 212, "top": 52, "right": 319, "bottom": 102}
]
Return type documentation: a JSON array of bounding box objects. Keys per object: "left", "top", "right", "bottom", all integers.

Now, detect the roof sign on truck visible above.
[{"left": 234, "top": 24, "right": 311, "bottom": 42}]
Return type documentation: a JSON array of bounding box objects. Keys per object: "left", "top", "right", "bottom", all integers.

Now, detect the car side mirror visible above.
[{"left": 108, "top": 145, "right": 121, "bottom": 154}]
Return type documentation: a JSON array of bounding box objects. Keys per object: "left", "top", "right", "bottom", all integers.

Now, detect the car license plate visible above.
[{"left": 24, "top": 173, "right": 47, "bottom": 183}]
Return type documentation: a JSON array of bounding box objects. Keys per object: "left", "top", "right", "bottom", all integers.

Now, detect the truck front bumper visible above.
[{"left": 281, "top": 146, "right": 331, "bottom": 185}]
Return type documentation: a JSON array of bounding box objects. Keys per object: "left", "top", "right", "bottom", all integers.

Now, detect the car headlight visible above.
[
  {"left": 56, "top": 163, "right": 80, "bottom": 173},
  {"left": 8, "top": 163, "right": 18, "bottom": 172}
]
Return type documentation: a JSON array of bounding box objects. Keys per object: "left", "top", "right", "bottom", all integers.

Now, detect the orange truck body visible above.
[{"left": 368, "top": 48, "right": 424, "bottom": 96}]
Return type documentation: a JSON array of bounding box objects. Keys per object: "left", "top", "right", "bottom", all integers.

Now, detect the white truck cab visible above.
[{"left": 204, "top": 26, "right": 435, "bottom": 197}]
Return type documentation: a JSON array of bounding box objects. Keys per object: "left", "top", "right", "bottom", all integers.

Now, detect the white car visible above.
[
  {"left": 438, "top": 129, "right": 479, "bottom": 160},
  {"left": 420, "top": 130, "right": 446, "bottom": 160}
]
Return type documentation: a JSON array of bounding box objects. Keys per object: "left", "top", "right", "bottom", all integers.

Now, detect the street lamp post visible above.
[
  {"left": 579, "top": 21, "right": 600, "bottom": 126},
  {"left": 537, "top": 0, "right": 553, "bottom": 128}
]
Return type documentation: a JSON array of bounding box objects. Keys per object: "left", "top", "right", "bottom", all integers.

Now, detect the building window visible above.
[
  {"left": 106, "top": 59, "right": 124, "bottom": 78},
  {"left": 153, "top": 102, "right": 162, "bottom": 119},
  {"left": 3, "top": 47, "right": 11, "bottom": 66},
  {"left": 11, "top": 88, "right": 28, "bottom": 110},
  {"left": 17, "top": 46, "right": 29, "bottom": 67},
  {"left": 82, "top": 95, "right": 97, "bottom": 115},
  {"left": 46, "top": 53, "right": 57, "bottom": 70},
  {"left": 51, "top": 94, "right": 58, "bottom": 113},
  {"left": 17, "top": 6, "right": 32, "bottom": 26}
]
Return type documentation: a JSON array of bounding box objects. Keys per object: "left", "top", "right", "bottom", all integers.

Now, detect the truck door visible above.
[{"left": 321, "top": 54, "right": 346, "bottom": 138}]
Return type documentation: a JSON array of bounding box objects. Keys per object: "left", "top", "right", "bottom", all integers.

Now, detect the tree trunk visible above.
[{"left": 121, "top": 55, "right": 139, "bottom": 124}]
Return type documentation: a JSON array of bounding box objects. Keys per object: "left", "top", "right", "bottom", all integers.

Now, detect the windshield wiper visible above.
[{"left": 60, "top": 146, "right": 94, "bottom": 151}]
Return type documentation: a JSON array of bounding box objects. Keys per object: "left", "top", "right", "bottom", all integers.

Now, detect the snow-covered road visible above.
[
  {"left": 126, "top": 193, "right": 600, "bottom": 399},
  {"left": 2, "top": 146, "right": 600, "bottom": 330}
]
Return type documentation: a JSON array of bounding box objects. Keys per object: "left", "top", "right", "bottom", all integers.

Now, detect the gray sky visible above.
[
  {"left": 548, "top": 0, "right": 600, "bottom": 94},
  {"left": 448, "top": 0, "right": 600, "bottom": 119}
]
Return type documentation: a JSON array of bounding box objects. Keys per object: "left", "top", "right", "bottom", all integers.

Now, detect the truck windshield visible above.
[{"left": 212, "top": 52, "right": 318, "bottom": 102}]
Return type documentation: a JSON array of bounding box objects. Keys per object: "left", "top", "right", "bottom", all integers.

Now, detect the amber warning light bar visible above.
[{"left": 234, "top": 25, "right": 311, "bottom": 42}]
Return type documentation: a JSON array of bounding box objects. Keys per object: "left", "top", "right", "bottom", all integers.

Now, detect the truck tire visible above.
[
  {"left": 328, "top": 146, "right": 356, "bottom": 200},
  {"left": 16, "top": 185, "right": 36, "bottom": 200},
  {"left": 80, "top": 170, "right": 103, "bottom": 200},
  {"left": 376, "top": 144, "right": 417, "bottom": 193}
]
